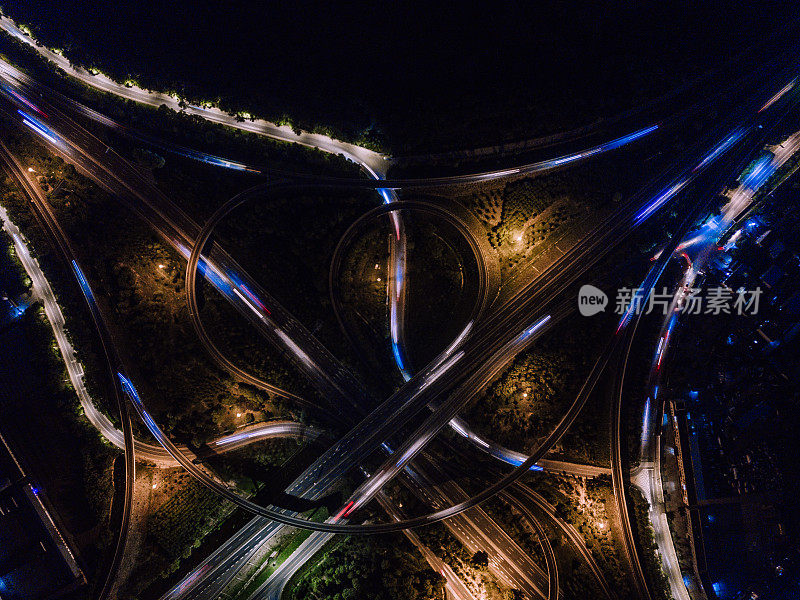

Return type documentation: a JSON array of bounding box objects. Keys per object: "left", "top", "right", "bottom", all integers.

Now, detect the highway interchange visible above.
[{"left": 0, "top": 15, "right": 799, "bottom": 600}]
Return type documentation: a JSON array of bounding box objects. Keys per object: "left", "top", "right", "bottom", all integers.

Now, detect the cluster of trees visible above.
[
  {"left": 415, "top": 523, "right": 515, "bottom": 599},
  {"left": 0, "top": 131, "right": 123, "bottom": 416},
  {"left": 1, "top": 5, "right": 387, "bottom": 151},
  {"left": 148, "top": 480, "right": 236, "bottom": 558},
  {"left": 289, "top": 536, "right": 445, "bottom": 600},
  {"left": 466, "top": 311, "right": 613, "bottom": 464},
  {"left": 203, "top": 190, "right": 375, "bottom": 375},
  {"left": 470, "top": 346, "right": 573, "bottom": 449},
  {"left": 630, "top": 487, "right": 672, "bottom": 600},
  {"left": 470, "top": 189, "right": 504, "bottom": 227},
  {"left": 499, "top": 180, "right": 554, "bottom": 231},
  {"left": 404, "top": 222, "right": 475, "bottom": 366},
  {"left": 485, "top": 167, "right": 621, "bottom": 253},
  {"left": 534, "top": 478, "right": 635, "bottom": 597},
  {"left": 0, "top": 230, "right": 30, "bottom": 296}
]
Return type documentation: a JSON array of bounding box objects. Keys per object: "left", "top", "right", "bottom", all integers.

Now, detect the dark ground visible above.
[{"left": 5, "top": 2, "right": 797, "bottom": 153}]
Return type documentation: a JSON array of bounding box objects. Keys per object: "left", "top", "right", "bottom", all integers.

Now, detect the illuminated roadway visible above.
[
  {"left": 117, "top": 64, "right": 800, "bottom": 596},
  {"left": 241, "top": 109, "right": 790, "bottom": 592},
  {"left": 0, "top": 15, "right": 392, "bottom": 178},
  {"left": 1, "top": 22, "right": 799, "bottom": 599},
  {"left": 309, "top": 93, "right": 791, "bottom": 530},
  {"left": 625, "top": 126, "right": 800, "bottom": 600},
  {"left": 0, "top": 139, "right": 135, "bottom": 600}
]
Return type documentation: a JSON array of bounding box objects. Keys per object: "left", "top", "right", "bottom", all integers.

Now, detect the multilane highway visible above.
[
  {"left": 231, "top": 65, "right": 800, "bottom": 600},
  {"left": 623, "top": 125, "right": 800, "bottom": 600},
  {"left": 232, "top": 112, "right": 793, "bottom": 599},
  {"left": 2, "top": 19, "right": 799, "bottom": 599},
  {"left": 111, "top": 67, "right": 800, "bottom": 600},
  {"left": 0, "top": 59, "right": 692, "bottom": 536}
]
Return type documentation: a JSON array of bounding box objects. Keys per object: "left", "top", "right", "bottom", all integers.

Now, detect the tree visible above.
[{"left": 470, "top": 550, "right": 489, "bottom": 570}]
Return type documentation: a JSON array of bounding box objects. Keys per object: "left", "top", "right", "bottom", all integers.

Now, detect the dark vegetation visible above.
[
  {"left": 403, "top": 219, "right": 478, "bottom": 368},
  {"left": 285, "top": 534, "right": 445, "bottom": 600},
  {"left": 0, "top": 123, "right": 309, "bottom": 445},
  {"left": 532, "top": 475, "right": 638, "bottom": 598},
  {"left": 214, "top": 188, "right": 376, "bottom": 369},
  {"left": 629, "top": 486, "right": 672, "bottom": 600},
  {"left": 465, "top": 312, "right": 614, "bottom": 465},
  {"left": 124, "top": 470, "right": 249, "bottom": 598},
  {"left": 147, "top": 477, "right": 236, "bottom": 559}
]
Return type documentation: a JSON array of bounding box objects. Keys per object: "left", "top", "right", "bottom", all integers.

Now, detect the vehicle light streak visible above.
[
  {"left": 334, "top": 501, "right": 356, "bottom": 521},
  {"left": 533, "top": 124, "right": 660, "bottom": 172},
  {"left": 174, "top": 242, "right": 234, "bottom": 295},
  {"left": 202, "top": 155, "right": 258, "bottom": 172},
  {"left": 442, "top": 321, "right": 473, "bottom": 357},
  {"left": 117, "top": 372, "right": 141, "bottom": 405},
  {"left": 472, "top": 436, "right": 490, "bottom": 449},
  {"left": 1, "top": 83, "right": 48, "bottom": 117},
  {"left": 71, "top": 260, "right": 94, "bottom": 300},
  {"left": 378, "top": 188, "right": 394, "bottom": 204},
  {"left": 641, "top": 398, "right": 651, "bottom": 446},
  {"left": 448, "top": 418, "right": 468, "bottom": 437},
  {"left": 504, "top": 454, "right": 544, "bottom": 471},
  {"left": 392, "top": 341, "right": 410, "bottom": 378},
  {"left": 422, "top": 351, "right": 464, "bottom": 386},
  {"left": 238, "top": 283, "right": 271, "bottom": 315},
  {"left": 19, "top": 111, "right": 60, "bottom": 145},
  {"left": 691, "top": 128, "right": 747, "bottom": 173},
  {"left": 633, "top": 179, "right": 689, "bottom": 225},
  {"left": 521, "top": 315, "right": 551, "bottom": 340},
  {"left": 741, "top": 154, "right": 774, "bottom": 190},
  {"left": 395, "top": 260, "right": 404, "bottom": 300},
  {"left": 759, "top": 77, "right": 797, "bottom": 113},
  {"left": 232, "top": 288, "right": 264, "bottom": 319},
  {"left": 276, "top": 329, "right": 314, "bottom": 366}
]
